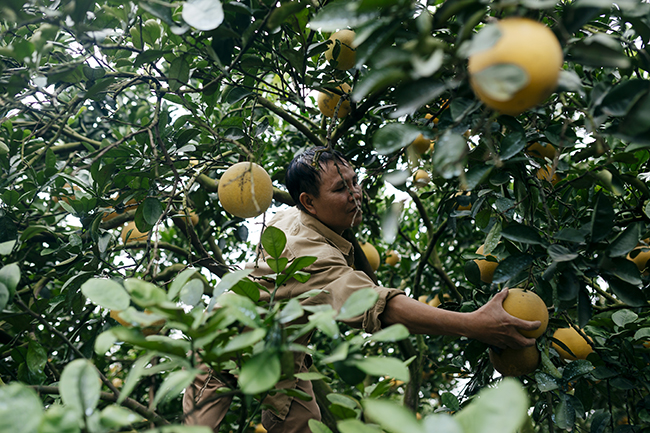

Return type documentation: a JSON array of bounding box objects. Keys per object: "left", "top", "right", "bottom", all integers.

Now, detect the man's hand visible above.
[{"left": 466, "top": 289, "right": 541, "bottom": 349}]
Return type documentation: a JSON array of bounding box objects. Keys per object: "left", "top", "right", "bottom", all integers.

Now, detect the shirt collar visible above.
[{"left": 298, "top": 209, "right": 353, "bottom": 256}]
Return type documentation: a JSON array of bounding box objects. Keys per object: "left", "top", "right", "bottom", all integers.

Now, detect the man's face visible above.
[{"left": 303, "top": 160, "right": 363, "bottom": 234}]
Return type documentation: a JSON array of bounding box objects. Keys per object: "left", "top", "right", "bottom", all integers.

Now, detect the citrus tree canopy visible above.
[{"left": 2, "top": 0, "right": 650, "bottom": 431}]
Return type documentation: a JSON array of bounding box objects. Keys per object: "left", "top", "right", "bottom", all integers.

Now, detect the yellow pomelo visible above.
[
  {"left": 218, "top": 162, "right": 273, "bottom": 218},
  {"left": 428, "top": 293, "right": 451, "bottom": 307},
  {"left": 501, "top": 288, "right": 548, "bottom": 338},
  {"left": 627, "top": 247, "right": 650, "bottom": 272},
  {"left": 552, "top": 327, "right": 593, "bottom": 360},
  {"left": 474, "top": 244, "right": 499, "bottom": 284},
  {"left": 489, "top": 345, "right": 540, "bottom": 377},
  {"left": 536, "top": 165, "right": 559, "bottom": 185},
  {"left": 526, "top": 142, "right": 556, "bottom": 160},
  {"left": 324, "top": 29, "right": 357, "bottom": 70},
  {"left": 413, "top": 169, "right": 430, "bottom": 186},
  {"left": 468, "top": 17, "right": 563, "bottom": 116},
  {"left": 317, "top": 82, "right": 352, "bottom": 118},
  {"left": 360, "top": 241, "right": 380, "bottom": 271},
  {"left": 409, "top": 134, "right": 431, "bottom": 155},
  {"left": 254, "top": 424, "right": 267, "bottom": 433},
  {"left": 385, "top": 250, "right": 400, "bottom": 267},
  {"left": 121, "top": 220, "right": 149, "bottom": 244}
]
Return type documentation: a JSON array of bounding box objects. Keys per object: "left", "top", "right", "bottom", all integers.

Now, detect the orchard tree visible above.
[{"left": 1, "top": 0, "right": 650, "bottom": 432}]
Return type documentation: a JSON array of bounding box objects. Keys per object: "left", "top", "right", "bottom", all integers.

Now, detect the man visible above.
[{"left": 184, "top": 147, "right": 540, "bottom": 432}]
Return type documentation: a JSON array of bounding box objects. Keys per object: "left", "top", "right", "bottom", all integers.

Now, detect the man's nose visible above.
[{"left": 349, "top": 184, "right": 361, "bottom": 200}]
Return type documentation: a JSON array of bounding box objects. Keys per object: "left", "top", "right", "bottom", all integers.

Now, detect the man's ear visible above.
[{"left": 299, "top": 192, "right": 316, "bottom": 214}]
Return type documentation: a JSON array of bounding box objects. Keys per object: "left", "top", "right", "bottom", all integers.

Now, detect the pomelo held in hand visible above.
[
  {"left": 502, "top": 288, "right": 548, "bottom": 338},
  {"left": 468, "top": 17, "right": 563, "bottom": 116},
  {"left": 218, "top": 162, "right": 273, "bottom": 218}
]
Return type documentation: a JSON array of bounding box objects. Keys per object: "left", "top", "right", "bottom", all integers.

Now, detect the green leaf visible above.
[
  {"left": 464, "top": 165, "right": 493, "bottom": 191},
  {"left": 182, "top": 0, "right": 224, "bottom": 30},
  {"left": 94, "top": 330, "right": 118, "bottom": 355},
  {"left": 362, "top": 399, "right": 424, "bottom": 433},
  {"left": 492, "top": 254, "right": 533, "bottom": 284},
  {"left": 153, "top": 369, "right": 200, "bottom": 407},
  {"left": 337, "top": 288, "right": 379, "bottom": 321},
  {"left": 268, "top": 1, "right": 307, "bottom": 30},
  {"left": 391, "top": 78, "right": 446, "bottom": 118},
  {"left": 548, "top": 244, "right": 579, "bottom": 262},
  {"left": 352, "top": 68, "right": 406, "bottom": 103},
  {"left": 220, "top": 328, "right": 266, "bottom": 353},
  {"left": 118, "top": 353, "right": 156, "bottom": 404},
  {"left": 351, "top": 356, "right": 410, "bottom": 382},
  {"left": 38, "top": 403, "right": 80, "bottom": 433},
  {"left": 370, "top": 324, "right": 409, "bottom": 342},
  {"left": 554, "top": 393, "right": 575, "bottom": 429},
  {"left": 599, "top": 79, "right": 649, "bottom": 117},
  {"left": 0, "top": 283, "right": 8, "bottom": 310},
  {"left": 431, "top": 132, "right": 468, "bottom": 179},
  {"left": 633, "top": 327, "right": 650, "bottom": 341},
  {"left": 180, "top": 278, "right": 204, "bottom": 306},
  {"left": 554, "top": 228, "right": 585, "bottom": 243},
  {"left": 0, "top": 262, "right": 20, "bottom": 297},
  {"left": 455, "top": 378, "right": 529, "bottom": 433},
  {"left": 268, "top": 257, "right": 289, "bottom": 273},
  {"left": 231, "top": 276, "right": 261, "bottom": 302},
  {"left": 568, "top": 34, "right": 631, "bottom": 68},
  {"left": 471, "top": 64, "right": 529, "bottom": 102},
  {"left": 81, "top": 278, "right": 130, "bottom": 310},
  {"left": 499, "top": 131, "right": 526, "bottom": 160},
  {"left": 373, "top": 123, "right": 422, "bottom": 155},
  {"left": 214, "top": 269, "right": 254, "bottom": 299},
  {"left": 308, "top": 419, "right": 334, "bottom": 433},
  {"left": 141, "top": 197, "right": 163, "bottom": 226},
  {"left": 0, "top": 240, "right": 16, "bottom": 255},
  {"left": 124, "top": 278, "right": 168, "bottom": 307},
  {"left": 606, "top": 278, "right": 647, "bottom": 306},
  {"left": 169, "top": 268, "right": 202, "bottom": 300},
  {"left": 308, "top": 309, "right": 339, "bottom": 338},
  {"left": 441, "top": 392, "right": 460, "bottom": 411},
  {"left": 218, "top": 292, "right": 260, "bottom": 328},
  {"left": 534, "top": 372, "right": 560, "bottom": 392},
  {"left": 562, "top": 359, "right": 594, "bottom": 382},
  {"left": 100, "top": 405, "right": 144, "bottom": 428},
  {"left": 27, "top": 341, "right": 47, "bottom": 375},
  {"left": 262, "top": 226, "right": 287, "bottom": 259},
  {"left": 239, "top": 351, "right": 281, "bottom": 394},
  {"left": 604, "top": 258, "right": 642, "bottom": 286},
  {"left": 484, "top": 220, "right": 502, "bottom": 255},
  {"left": 607, "top": 222, "right": 645, "bottom": 257},
  {"left": 591, "top": 192, "right": 615, "bottom": 243},
  {"left": 0, "top": 383, "right": 44, "bottom": 433},
  {"left": 277, "top": 256, "right": 317, "bottom": 286},
  {"left": 309, "top": 2, "right": 380, "bottom": 31},
  {"left": 422, "top": 414, "right": 463, "bottom": 433},
  {"left": 278, "top": 298, "right": 304, "bottom": 324},
  {"left": 168, "top": 56, "right": 190, "bottom": 92},
  {"left": 60, "top": 359, "right": 101, "bottom": 418},
  {"left": 338, "top": 418, "right": 383, "bottom": 433},
  {"left": 501, "top": 224, "right": 544, "bottom": 245}
]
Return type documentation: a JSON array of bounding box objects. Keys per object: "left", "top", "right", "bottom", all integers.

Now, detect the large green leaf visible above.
[
  {"left": 606, "top": 222, "right": 643, "bottom": 257},
  {"left": 350, "top": 356, "right": 410, "bottom": 382},
  {"left": 431, "top": 132, "right": 468, "bottom": 179},
  {"left": 81, "top": 278, "right": 130, "bottom": 310},
  {"left": 455, "top": 378, "right": 529, "bottom": 433},
  {"left": 262, "top": 226, "right": 287, "bottom": 259},
  {"left": 590, "top": 192, "right": 615, "bottom": 243},
  {"left": 309, "top": 2, "right": 380, "bottom": 31},
  {"left": 337, "top": 288, "right": 379, "bottom": 321},
  {"left": 373, "top": 123, "right": 422, "bottom": 155},
  {"left": 153, "top": 369, "right": 201, "bottom": 407},
  {"left": 501, "top": 224, "right": 544, "bottom": 245},
  {"left": 60, "top": 359, "right": 101, "bottom": 418},
  {"left": 239, "top": 351, "right": 281, "bottom": 395},
  {"left": 362, "top": 399, "right": 424, "bottom": 433},
  {"left": 0, "top": 383, "right": 44, "bottom": 433},
  {"left": 492, "top": 254, "right": 533, "bottom": 284}
]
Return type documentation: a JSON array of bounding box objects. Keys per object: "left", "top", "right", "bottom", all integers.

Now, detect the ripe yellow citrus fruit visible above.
[
  {"left": 102, "top": 199, "right": 138, "bottom": 222},
  {"left": 474, "top": 244, "right": 499, "bottom": 284},
  {"left": 424, "top": 113, "right": 439, "bottom": 125},
  {"left": 536, "top": 165, "right": 559, "bottom": 185},
  {"left": 501, "top": 288, "right": 548, "bottom": 338},
  {"left": 489, "top": 345, "right": 540, "bottom": 377},
  {"left": 453, "top": 191, "right": 472, "bottom": 211},
  {"left": 552, "top": 327, "right": 593, "bottom": 360},
  {"left": 428, "top": 293, "right": 451, "bottom": 307},
  {"left": 627, "top": 247, "right": 650, "bottom": 273},
  {"left": 254, "top": 424, "right": 267, "bottom": 433},
  {"left": 317, "top": 83, "right": 351, "bottom": 118},
  {"left": 413, "top": 169, "right": 430, "bottom": 187},
  {"left": 324, "top": 29, "right": 357, "bottom": 70},
  {"left": 385, "top": 250, "right": 400, "bottom": 266},
  {"left": 526, "top": 142, "right": 556, "bottom": 160},
  {"left": 217, "top": 162, "right": 273, "bottom": 218},
  {"left": 360, "top": 241, "right": 380, "bottom": 271},
  {"left": 409, "top": 134, "right": 431, "bottom": 155},
  {"left": 468, "top": 17, "right": 563, "bottom": 116},
  {"left": 121, "top": 220, "right": 149, "bottom": 244}
]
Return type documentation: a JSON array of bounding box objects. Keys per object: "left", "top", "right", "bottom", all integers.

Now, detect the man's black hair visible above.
[{"left": 286, "top": 147, "right": 350, "bottom": 211}]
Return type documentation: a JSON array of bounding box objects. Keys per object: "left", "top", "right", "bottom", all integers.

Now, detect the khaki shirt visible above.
[{"left": 245, "top": 207, "right": 404, "bottom": 419}]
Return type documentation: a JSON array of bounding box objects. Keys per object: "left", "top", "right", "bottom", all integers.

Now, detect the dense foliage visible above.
[{"left": 2, "top": 0, "right": 650, "bottom": 432}]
